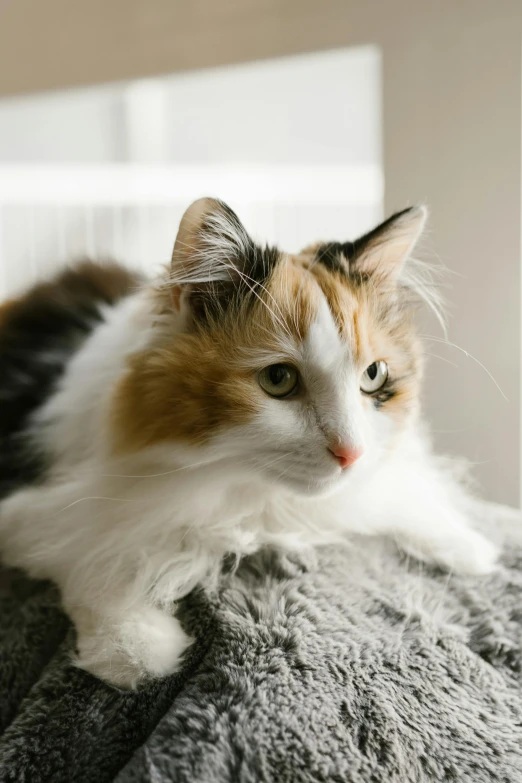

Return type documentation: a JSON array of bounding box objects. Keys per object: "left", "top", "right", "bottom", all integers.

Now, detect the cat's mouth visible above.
[
  {"left": 260, "top": 463, "right": 346, "bottom": 497},
  {"left": 257, "top": 449, "right": 370, "bottom": 497}
]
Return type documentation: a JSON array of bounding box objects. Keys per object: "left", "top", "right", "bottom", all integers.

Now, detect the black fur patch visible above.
[
  {"left": 313, "top": 241, "right": 371, "bottom": 284},
  {"left": 215, "top": 202, "right": 280, "bottom": 289},
  {"left": 349, "top": 208, "right": 414, "bottom": 257},
  {"left": 189, "top": 244, "right": 281, "bottom": 325},
  {"left": 0, "top": 262, "right": 139, "bottom": 500},
  {"left": 314, "top": 243, "right": 350, "bottom": 275},
  {"left": 314, "top": 207, "right": 415, "bottom": 282},
  {"left": 190, "top": 201, "right": 281, "bottom": 324}
]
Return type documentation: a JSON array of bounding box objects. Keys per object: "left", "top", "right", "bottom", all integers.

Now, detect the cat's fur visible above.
[{"left": 0, "top": 198, "right": 497, "bottom": 688}]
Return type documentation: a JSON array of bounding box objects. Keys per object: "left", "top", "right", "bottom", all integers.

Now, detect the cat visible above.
[{"left": 0, "top": 197, "right": 498, "bottom": 689}]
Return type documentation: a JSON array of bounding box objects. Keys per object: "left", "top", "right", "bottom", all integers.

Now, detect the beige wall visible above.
[
  {"left": 0, "top": 0, "right": 520, "bottom": 504},
  {"left": 0, "top": 0, "right": 386, "bottom": 98},
  {"left": 382, "top": 6, "right": 522, "bottom": 505}
]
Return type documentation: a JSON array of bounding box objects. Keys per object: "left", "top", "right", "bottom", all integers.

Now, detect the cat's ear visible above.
[
  {"left": 171, "top": 197, "right": 252, "bottom": 282},
  {"left": 351, "top": 206, "right": 427, "bottom": 280},
  {"left": 169, "top": 197, "right": 256, "bottom": 317}
]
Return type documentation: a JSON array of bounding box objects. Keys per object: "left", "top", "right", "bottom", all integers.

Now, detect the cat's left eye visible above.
[
  {"left": 258, "top": 364, "right": 299, "bottom": 398},
  {"left": 360, "top": 361, "right": 388, "bottom": 394}
]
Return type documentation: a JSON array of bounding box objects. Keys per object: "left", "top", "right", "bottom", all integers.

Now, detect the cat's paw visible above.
[
  {"left": 74, "top": 605, "right": 193, "bottom": 689},
  {"left": 399, "top": 526, "right": 499, "bottom": 575},
  {"left": 434, "top": 528, "right": 499, "bottom": 575}
]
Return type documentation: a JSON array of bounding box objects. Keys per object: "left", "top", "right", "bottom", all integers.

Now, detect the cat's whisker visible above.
[
  {"left": 422, "top": 350, "right": 459, "bottom": 368},
  {"left": 71, "top": 458, "right": 224, "bottom": 480},
  {"left": 239, "top": 267, "right": 291, "bottom": 326},
  {"left": 437, "top": 454, "right": 492, "bottom": 467},
  {"left": 248, "top": 451, "right": 294, "bottom": 473},
  {"left": 229, "top": 265, "right": 294, "bottom": 341},
  {"left": 420, "top": 334, "right": 508, "bottom": 401},
  {"left": 427, "top": 427, "right": 468, "bottom": 434},
  {"left": 55, "top": 496, "right": 139, "bottom": 514}
]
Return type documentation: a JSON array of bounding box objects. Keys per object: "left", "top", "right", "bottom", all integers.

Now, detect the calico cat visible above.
[{"left": 0, "top": 198, "right": 497, "bottom": 688}]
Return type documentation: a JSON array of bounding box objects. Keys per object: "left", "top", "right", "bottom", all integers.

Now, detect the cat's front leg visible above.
[
  {"left": 377, "top": 462, "right": 499, "bottom": 574},
  {"left": 392, "top": 507, "right": 498, "bottom": 574},
  {"left": 348, "top": 457, "right": 499, "bottom": 575},
  {"left": 66, "top": 600, "right": 193, "bottom": 689}
]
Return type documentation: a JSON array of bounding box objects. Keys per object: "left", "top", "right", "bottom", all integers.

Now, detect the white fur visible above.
[{"left": 0, "top": 284, "right": 497, "bottom": 689}]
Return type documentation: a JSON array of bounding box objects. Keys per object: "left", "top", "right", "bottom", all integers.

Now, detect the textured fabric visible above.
[{"left": 0, "top": 503, "right": 521, "bottom": 783}]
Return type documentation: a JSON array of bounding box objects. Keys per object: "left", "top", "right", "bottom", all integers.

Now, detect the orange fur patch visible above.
[
  {"left": 112, "top": 331, "right": 259, "bottom": 451},
  {"left": 112, "top": 257, "right": 321, "bottom": 453},
  {"left": 112, "top": 252, "right": 421, "bottom": 453}
]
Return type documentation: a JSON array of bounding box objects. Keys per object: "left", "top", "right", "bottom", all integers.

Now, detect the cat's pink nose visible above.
[{"left": 329, "top": 445, "right": 363, "bottom": 470}]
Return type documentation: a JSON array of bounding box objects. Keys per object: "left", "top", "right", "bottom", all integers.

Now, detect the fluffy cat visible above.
[{"left": 0, "top": 198, "right": 498, "bottom": 688}]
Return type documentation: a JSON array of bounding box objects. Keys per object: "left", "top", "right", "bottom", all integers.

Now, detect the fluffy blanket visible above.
[{"left": 0, "top": 502, "right": 521, "bottom": 783}]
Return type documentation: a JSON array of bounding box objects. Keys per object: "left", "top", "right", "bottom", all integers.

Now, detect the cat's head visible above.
[{"left": 114, "top": 198, "right": 432, "bottom": 495}]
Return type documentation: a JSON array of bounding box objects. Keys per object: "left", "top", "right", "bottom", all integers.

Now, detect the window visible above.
[{"left": 0, "top": 46, "right": 382, "bottom": 296}]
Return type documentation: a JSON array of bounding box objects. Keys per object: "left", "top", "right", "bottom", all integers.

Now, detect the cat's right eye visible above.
[{"left": 258, "top": 364, "right": 299, "bottom": 398}]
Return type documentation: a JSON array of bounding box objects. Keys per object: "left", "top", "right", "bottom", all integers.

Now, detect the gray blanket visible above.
[{"left": 0, "top": 502, "right": 521, "bottom": 783}]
